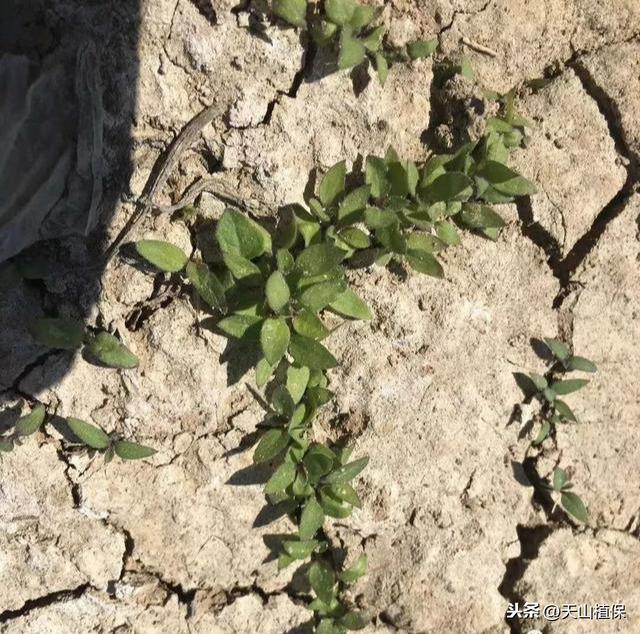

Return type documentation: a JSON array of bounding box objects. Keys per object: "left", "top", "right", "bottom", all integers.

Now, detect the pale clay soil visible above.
[{"left": 1, "top": 1, "right": 640, "bottom": 633}]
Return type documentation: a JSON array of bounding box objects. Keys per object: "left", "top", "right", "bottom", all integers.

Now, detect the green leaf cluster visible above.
[
  {"left": 66, "top": 417, "right": 157, "bottom": 463},
  {"left": 0, "top": 404, "right": 46, "bottom": 454},
  {"left": 272, "top": 0, "right": 436, "bottom": 84},
  {"left": 29, "top": 318, "right": 139, "bottom": 370},
  {"left": 518, "top": 337, "right": 595, "bottom": 526},
  {"left": 546, "top": 467, "right": 588, "bottom": 524}
]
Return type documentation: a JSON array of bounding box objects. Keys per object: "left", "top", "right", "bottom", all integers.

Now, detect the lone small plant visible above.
[{"left": 515, "top": 337, "right": 596, "bottom": 523}]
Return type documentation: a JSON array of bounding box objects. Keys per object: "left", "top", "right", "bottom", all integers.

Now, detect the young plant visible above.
[
  {"left": 66, "top": 417, "right": 157, "bottom": 463},
  {"left": 523, "top": 337, "right": 596, "bottom": 445},
  {"left": 0, "top": 404, "right": 45, "bottom": 455},
  {"left": 29, "top": 318, "right": 139, "bottom": 369},
  {"left": 515, "top": 337, "right": 596, "bottom": 526},
  {"left": 272, "top": 0, "right": 437, "bottom": 84},
  {"left": 544, "top": 467, "right": 588, "bottom": 524}
]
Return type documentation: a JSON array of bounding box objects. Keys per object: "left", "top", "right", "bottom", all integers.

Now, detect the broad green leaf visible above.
[
  {"left": 406, "top": 232, "right": 445, "bottom": 254},
  {"left": 436, "top": 220, "right": 461, "bottom": 245},
  {"left": 338, "top": 228, "right": 371, "bottom": 249},
  {"left": 529, "top": 372, "right": 548, "bottom": 391},
  {"left": 542, "top": 386, "right": 556, "bottom": 403},
  {"left": 256, "top": 358, "right": 274, "bottom": 387},
  {"left": 550, "top": 379, "right": 589, "bottom": 395},
  {"left": 297, "top": 243, "right": 346, "bottom": 275},
  {"left": 278, "top": 552, "right": 295, "bottom": 570},
  {"left": 561, "top": 491, "right": 588, "bottom": 523},
  {"left": 186, "top": 261, "right": 226, "bottom": 310},
  {"left": 309, "top": 561, "right": 336, "bottom": 604},
  {"left": 114, "top": 441, "right": 157, "bottom": 460},
  {"left": 283, "top": 538, "right": 319, "bottom": 559},
  {"left": 217, "top": 314, "right": 262, "bottom": 339},
  {"left": 543, "top": 337, "right": 570, "bottom": 361},
  {"left": 298, "top": 219, "right": 322, "bottom": 247},
  {"left": 373, "top": 51, "right": 388, "bottom": 85},
  {"left": 339, "top": 554, "right": 368, "bottom": 584},
  {"left": 287, "top": 366, "right": 310, "bottom": 403},
  {"left": 265, "top": 271, "right": 291, "bottom": 313},
  {"left": 406, "top": 251, "right": 443, "bottom": 277},
  {"left": 364, "top": 206, "right": 396, "bottom": 229},
  {"left": 310, "top": 19, "right": 339, "bottom": 45},
  {"left": 87, "top": 332, "right": 139, "bottom": 369},
  {"left": 306, "top": 386, "right": 334, "bottom": 410},
  {"left": 329, "top": 289, "right": 372, "bottom": 320},
  {"left": 532, "top": 420, "right": 551, "bottom": 445},
  {"left": 351, "top": 5, "right": 379, "bottom": 30},
  {"left": 276, "top": 249, "right": 295, "bottom": 274},
  {"left": 554, "top": 398, "right": 577, "bottom": 422},
  {"left": 288, "top": 403, "right": 307, "bottom": 431},
  {"left": 319, "top": 490, "right": 352, "bottom": 518},
  {"left": 254, "top": 428, "right": 289, "bottom": 463},
  {"left": 325, "top": 0, "right": 356, "bottom": 25},
  {"left": 338, "top": 185, "right": 371, "bottom": 224},
  {"left": 328, "top": 482, "right": 361, "bottom": 507},
  {"left": 264, "top": 462, "right": 297, "bottom": 494},
  {"left": 309, "top": 197, "right": 332, "bottom": 222},
  {"left": 67, "top": 417, "right": 110, "bottom": 450},
  {"left": 339, "top": 610, "right": 370, "bottom": 630},
  {"left": 29, "top": 317, "right": 84, "bottom": 349},
  {"left": 290, "top": 335, "right": 338, "bottom": 370},
  {"left": 387, "top": 162, "right": 412, "bottom": 197},
  {"left": 271, "top": 385, "right": 295, "bottom": 418},
  {"left": 553, "top": 467, "right": 568, "bottom": 492},
  {"left": 15, "top": 405, "right": 45, "bottom": 437},
  {"left": 567, "top": 355, "right": 597, "bottom": 373},
  {"left": 260, "top": 318, "right": 290, "bottom": 365},
  {"left": 216, "top": 209, "right": 270, "bottom": 259},
  {"left": 324, "top": 456, "right": 369, "bottom": 484},
  {"left": 223, "top": 252, "right": 262, "bottom": 284},
  {"left": 338, "top": 26, "right": 366, "bottom": 70},
  {"left": 292, "top": 310, "right": 330, "bottom": 340},
  {"left": 459, "top": 203, "right": 506, "bottom": 229},
  {"left": 318, "top": 161, "right": 346, "bottom": 207},
  {"left": 299, "top": 497, "right": 325, "bottom": 539},
  {"left": 477, "top": 160, "right": 536, "bottom": 196},
  {"left": 317, "top": 618, "right": 340, "bottom": 634},
  {"left": 299, "top": 279, "right": 347, "bottom": 312},
  {"left": 376, "top": 224, "right": 406, "bottom": 254},
  {"left": 292, "top": 470, "right": 313, "bottom": 497},
  {"left": 365, "top": 156, "right": 389, "bottom": 198},
  {"left": 273, "top": 0, "right": 307, "bottom": 27},
  {"left": 304, "top": 445, "right": 336, "bottom": 481},
  {"left": 135, "top": 240, "right": 188, "bottom": 272},
  {"left": 407, "top": 39, "right": 437, "bottom": 59},
  {"left": 421, "top": 172, "right": 473, "bottom": 202}
]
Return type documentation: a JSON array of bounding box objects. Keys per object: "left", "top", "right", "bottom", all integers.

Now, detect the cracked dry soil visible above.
[{"left": 1, "top": 0, "right": 640, "bottom": 633}]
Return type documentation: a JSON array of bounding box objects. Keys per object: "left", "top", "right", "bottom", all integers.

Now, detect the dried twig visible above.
[
  {"left": 103, "top": 103, "right": 224, "bottom": 263},
  {"left": 461, "top": 36, "right": 498, "bottom": 58}
]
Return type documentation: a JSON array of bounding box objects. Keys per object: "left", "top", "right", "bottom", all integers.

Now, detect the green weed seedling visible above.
[
  {"left": 29, "top": 318, "right": 139, "bottom": 369},
  {"left": 272, "top": 0, "right": 437, "bottom": 83},
  {"left": 66, "top": 417, "right": 156, "bottom": 463},
  {"left": 543, "top": 467, "right": 588, "bottom": 524},
  {"left": 0, "top": 404, "right": 45, "bottom": 455},
  {"left": 517, "top": 336, "right": 596, "bottom": 525},
  {"left": 524, "top": 337, "right": 597, "bottom": 446}
]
